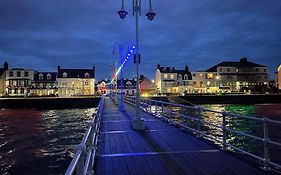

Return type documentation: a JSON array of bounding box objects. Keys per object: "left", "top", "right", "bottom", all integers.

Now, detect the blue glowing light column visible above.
[
  {"left": 112, "top": 42, "right": 132, "bottom": 112},
  {"left": 117, "top": 0, "right": 156, "bottom": 130}
]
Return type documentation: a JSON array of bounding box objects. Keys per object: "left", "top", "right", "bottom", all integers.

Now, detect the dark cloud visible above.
[{"left": 0, "top": 0, "right": 280, "bottom": 80}]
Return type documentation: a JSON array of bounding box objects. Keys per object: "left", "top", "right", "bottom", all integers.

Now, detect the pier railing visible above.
[
  {"left": 123, "top": 95, "right": 281, "bottom": 172},
  {"left": 65, "top": 97, "right": 104, "bottom": 175}
]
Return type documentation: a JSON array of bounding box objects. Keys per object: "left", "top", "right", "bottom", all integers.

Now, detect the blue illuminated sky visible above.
[{"left": 0, "top": 0, "right": 281, "bottom": 80}]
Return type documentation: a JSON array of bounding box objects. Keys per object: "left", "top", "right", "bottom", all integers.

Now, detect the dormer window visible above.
[
  {"left": 170, "top": 67, "right": 173, "bottom": 72},
  {"left": 163, "top": 67, "right": 166, "bottom": 72},
  {"left": 47, "top": 73, "right": 51, "bottom": 80},
  {"left": 178, "top": 74, "right": 182, "bottom": 79},
  {"left": 63, "top": 72, "right": 67, "bottom": 78},
  {"left": 184, "top": 74, "right": 188, "bottom": 80},
  {"left": 39, "top": 74, "right": 43, "bottom": 80},
  {"left": 85, "top": 72, "right": 90, "bottom": 78}
]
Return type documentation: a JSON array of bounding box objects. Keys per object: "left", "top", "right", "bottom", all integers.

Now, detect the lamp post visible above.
[
  {"left": 117, "top": 0, "right": 156, "bottom": 130},
  {"left": 113, "top": 42, "right": 131, "bottom": 112}
]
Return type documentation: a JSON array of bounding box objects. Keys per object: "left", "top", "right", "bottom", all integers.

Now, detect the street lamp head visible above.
[
  {"left": 146, "top": 11, "right": 156, "bottom": 21},
  {"left": 118, "top": 10, "right": 128, "bottom": 19}
]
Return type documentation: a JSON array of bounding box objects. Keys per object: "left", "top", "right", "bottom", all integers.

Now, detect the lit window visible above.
[
  {"left": 207, "top": 73, "right": 213, "bottom": 79},
  {"left": 164, "top": 74, "right": 168, "bottom": 79},
  {"left": 72, "top": 81, "right": 75, "bottom": 86},
  {"left": 171, "top": 74, "right": 174, "bottom": 79}
]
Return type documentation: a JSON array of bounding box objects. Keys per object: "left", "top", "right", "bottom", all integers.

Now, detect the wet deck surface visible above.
[{"left": 95, "top": 97, "right": 266, "bottom": 175}]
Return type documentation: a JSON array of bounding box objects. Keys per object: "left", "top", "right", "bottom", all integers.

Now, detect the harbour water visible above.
[
  {"left": 0, "top": 108, "right": 96, "bottom": 175},
  {"left": 0, "top": 104, "right": 280, "bottom": 175}
]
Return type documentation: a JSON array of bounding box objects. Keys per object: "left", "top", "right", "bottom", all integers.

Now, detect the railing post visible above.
[
  {"left": 161, "top": 103, "right": 164, "bottom": 119},
  {"left": 169, "top": 105, "right": 173, "bottom": 124},
  {"left": 75, "top": 144, "right": 86, "bottom": 175},
  {"left": 262, "top": 117, "right": 271, "bottom": 171},
  {"left": 149, "top": 100, "right": 152, "bottom": 114},
  {"left": 222, "top": 112, "right": 227, "bottom": 151},
  {"left": 197, "top": 107, "right": 202, "bottom": 137}
]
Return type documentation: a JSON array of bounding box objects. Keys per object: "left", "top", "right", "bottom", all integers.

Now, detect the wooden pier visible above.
[{"left": 94, "top": 97, "right": 266, "bottom": 175}]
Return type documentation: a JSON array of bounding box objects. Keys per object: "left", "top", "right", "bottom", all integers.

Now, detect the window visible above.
[
  {"left": 219, "top": 68, "right": 222, "bottom": 72},
  {"left": 39, "top": 74, "right": 43, "bottom": 80},
  {"left": 47, "top": 74, "right": 51, "bottom": 80},
  {"left": 171, "top": 74, "right": 174, "bottom": 79},
  {"left": 256, "top": 68, "right": 259, "bottom": 72},
  {"left": 184, "top": 74, "right": 188, "bottom": 80},
  {"left": 164, "top": 74, "right": 168, "bottom": 79},
  {"left": 207, "top": 73, "right": 213, "bottom": 79},
  {"left": 24, "top": 72, "right": 29, "bottom": 77},
  {"left": 178, "top": 74, "right": 182, "bottom": 79},
  {"left": 63, "top": 72, "right": 67, "bottom": 78},
  {"left": 85, "top": 73, "right": 90, "bottom": 78},
  {"left": 20, "top": 88, "right": 24, "bottom": 94},
  {"left": 264, "top": 69, "right": 266, "bottom": 72},
  {"left": 227, "top": 68, "right": 230, "bottom": 72},
  {"left": 85, "top": 81, "right": 89, "bottom": 86},
  {"left": 192, "top": 74, "right": 196, "bottom": 77},
  {"left": 72, "top": 81, "right": 75, "bottom": 86},
  {"left": 14, "top": 88, "right": 18, "bottom": 94},
  {"left": 17, "top": 71, "right": 21, "bottom": 77},
  {"left": 9, "top": 71, "right": 13, "bottom": 77}
]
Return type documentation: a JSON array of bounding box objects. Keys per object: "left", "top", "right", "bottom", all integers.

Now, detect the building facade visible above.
[
  {"left": 155, "top": 64, "right": 192, "bottom": 95},
  {"left": 276, "top": 64, "right": 281, "bottom": 90},
  {"left": 5, "top": 68, "right": 35, "bottom": 96},
  {"left": 139, "top": 75, "right": 156, "bottom": 96},
  {"left": 206, "top": 57, "right": 268, "bottom": 92},
  {"left": 0, "top": 62, "right": 9, "bottom": 96},
  {"left": 30, "top": 72, "right": 58, "bottom": 96},
  {"left": 57, "top": 66, "right": 95, "bottom": 96}
]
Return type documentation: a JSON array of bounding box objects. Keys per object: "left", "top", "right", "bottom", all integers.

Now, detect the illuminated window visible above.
[
  {"left": 171, "top": 74, "right": 174, "bottom": 79},
  {"left": 85, "top": 81, "right": 89, "bottom": 86},
  {"left": 164, "top": 74, "right": 168, "bottom": 79},
  {"left": 72, "top": 81, "right": 75, "bottom": 86},
  {"left": 207, "top": 73, "right": 213, "bottom": 79}
]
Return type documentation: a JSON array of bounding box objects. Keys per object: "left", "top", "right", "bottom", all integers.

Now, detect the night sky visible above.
[{"left": 0, "top": 0, "right": 280, "bottom": 80}]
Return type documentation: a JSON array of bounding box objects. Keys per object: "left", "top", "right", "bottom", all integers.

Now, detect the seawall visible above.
[{"left": 0, "top": 97, "right": 101, "bottom": 109}]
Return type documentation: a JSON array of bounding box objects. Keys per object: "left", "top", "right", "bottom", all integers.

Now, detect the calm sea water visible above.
[
  {"left": 0, "top": 108, "right": 96, "bottom": 175},
  {"left": 0, "top": 104, "right": 281, "bottom": 175}
]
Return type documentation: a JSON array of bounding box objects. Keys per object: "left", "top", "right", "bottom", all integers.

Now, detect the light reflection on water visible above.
[{"left": 0, "top": 108, "right": 96, "bottom": 175}]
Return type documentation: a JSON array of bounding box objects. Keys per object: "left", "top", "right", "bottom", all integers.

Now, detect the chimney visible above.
[
  {"left": 157, "top": 64, "right": 160, "bottom": 69},
  {"left": 3, "top": 62, "right": 8, "bottom": 70},
  {"left": 240, "top": 57, "right": 248, "bottom": 63},
  {"left": 93, "top": 65, "right": 95, "bottom": 78},
  {"left": 185, "top": 65, "right": 189, "bottom": 72},
  {"left": 57, "top": 65, "right": 61, "bottom": 72}
]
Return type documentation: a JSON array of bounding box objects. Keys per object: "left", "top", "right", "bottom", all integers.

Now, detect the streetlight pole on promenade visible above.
[
  {"left": 117, "top": 0, "right": 156, "bottom": 130},
  {"left": 113, "top": 42, "right": 131, "bottom": 112}
]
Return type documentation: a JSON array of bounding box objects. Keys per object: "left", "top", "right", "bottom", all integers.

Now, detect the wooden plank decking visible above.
[{"left": 95, "top": 97, "right": 266, "bottom": 175}]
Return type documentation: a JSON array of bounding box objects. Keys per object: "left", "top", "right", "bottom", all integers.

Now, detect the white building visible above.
[
  {"left": 5, "top": 68, "right": 35, "bottom": 96},
  {"left": 155, "top": 64, "right": 193, "bottom": 95},
  {"left": 276, "top": 64, "right": 281, "bottom": 90},
  {"left": 57, "top": 66, "right": 95, "bottom": 96},
  {"left": 0, "top": 62, "right": 8, "bottom": 96},
  {"left": 30, "top": 72, "right": 58, "bottom": 96},
  {"left": 206, "top": 57, "right": 268, "bottom": 92}
]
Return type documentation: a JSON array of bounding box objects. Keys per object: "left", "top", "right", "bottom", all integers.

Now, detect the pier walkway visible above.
[{"left": 94, "top": 97, "right": 266, "bottom": 175}]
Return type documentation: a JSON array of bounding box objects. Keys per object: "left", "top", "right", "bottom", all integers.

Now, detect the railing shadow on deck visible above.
[{"left": 121, "top": 95, "right": 281, "bottom": 173}]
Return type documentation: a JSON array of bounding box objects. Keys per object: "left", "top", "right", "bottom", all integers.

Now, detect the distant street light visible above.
[{"left": 117, "top": 0, "right": 156, "bottom": 130}]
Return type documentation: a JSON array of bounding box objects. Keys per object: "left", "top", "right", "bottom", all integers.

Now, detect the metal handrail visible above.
[
  {"left": 65, "top": 96, "right": 104, "bottom": 175},
  {"left": 123, "top": 95, "right": 281, "bottom": 172}
]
